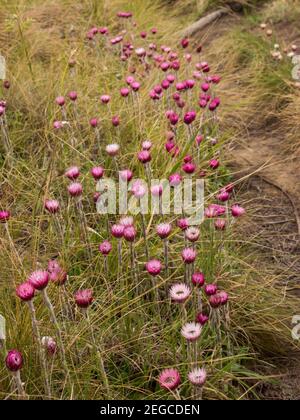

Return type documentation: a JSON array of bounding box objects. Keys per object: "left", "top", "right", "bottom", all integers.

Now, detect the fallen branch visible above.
[{"left": 180, "top": 9, "right": 228, "bottom": 38}]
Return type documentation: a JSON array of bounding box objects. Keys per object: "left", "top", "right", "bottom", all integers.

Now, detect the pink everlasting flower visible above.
[
  {"left": 75, "top": 289, "right": 93, "bottom": 308},
  {"left": 156, "top": 223, "right": 172, "bottom": 239},
  {"left": 16, "top": 282, "right": 35, "bottom": 301},
  {"left": 188, "top": 368, "right": 207, "bottom": 387},
  {"left": 123, "top": 226, "right": 136, "bottom": 242},
  {"left": 145, "top": 259, "right": 162, "bottom": 276},
  {"left": 106, "top": 144, "right": 120, "bottom": 157},
  {"left": 177, "top": 218, "right": 189, "bottom": 230},
  {"left": 182, "top": 248, "right": 197, "bottom": 264},
  {"left": 28, "top": 270, "right": 49, "bottom": 291},
  {"left": 192, "top": 272, "right": 205, "bottom": 287},
  {"left": 231, "top": 204, "right": 245, "bottom": 217},
  {"left": 45, "top": 199, "right": 60, "bottom": 214},
  {"left": 181, "top": 322, "right": 202, "bottom": 341},
  {"left": 91, "top": 167, "right": 104, "bottom": 180},
  {"left": 169, "top": 173, "right": 182, "bottom": 187},
  {"left": 0, "top": 210, "right": 10, "bottom": 223},
  {"left": 158, "top": 368, "right": 181, "bottom": 391},
  {"left": 99, "top": 240, "right": 112, "bottom": 256},
  {"left": 111, "top": 224, "right": 124, "bottom": 238},
  {"left": 205, "top": 284, "right": 218, "bottom": 296},
  {"left": 65, "top": 166, "right": 80, "bottom": 180},
  {"left": 68, "top": 182, "right": 83, "bottom": 197},
  {"left": 120, "top": 170, "right": 133, "bottom": 182},
  {"left": 169, "top": 283, "right": 191, "bottom": 303},
  {"left": 196, "top": 313, "right": 209, "bottom": 326},
  {"left": 5, "top": 350, "right": 23, "bottom": 372}
]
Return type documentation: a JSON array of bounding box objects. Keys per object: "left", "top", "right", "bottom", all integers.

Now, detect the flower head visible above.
[
  {"left": 185, "top": 227, "right": 200, "bottom": 242},
  {"left": 5, "top": 350, "right": 23, "bottom": 372},
  {"left": 65, "top": 166, "right": 80, "bottom": 180},
  {"left": 99, "top": 240, "right": 112, "bottom": 256},
  {"left": 45, "top": 200, "right": 60, "bottom": 214},
  {"left": 106, "top": 144, "right": 120, "bottom": 157},
  {"left": 231, "top": 204, "right": 245, "bottom": 217},
  {"left": 91, "top": 167, "right": 104, "bottom": 180},
  {"left": 41, "top": 336, "right": 57, "bottom": 355},
  {"left": 182, "top": 247, "right": 197, "bottom": 264},
  {"left": 145, "top": 259, "right": 162, "bottom": 276},
  {"left": 0, "top": 210, "right": 10, "bottom": 223},
  {"left": 204, "top": 284, "right": 218, "bottom": 296},
  {"left": 169, "top": 173, "right": 182, "bottom": 187},
  {"left": 28, "top": 270, "right": 49, "bottom": 291},
  {"left": 192, "top": 272, "right": 205, "bottom": 287},
  {"left": 75, "top": 289, "right": 93, "bottom": 308},
  {"left": 181, "top": 322, "right": 202, "bottom": 341},
  {"left": 111, "top": 224, "right": 124, "bottom": 238},
  {"left": 156, "top": 223, "right": 172, "bottom": 239},
  {"left": 123, "top": 226, "right": 136, "bottom": 242},
  {"left": 120, "top": 169, "right": 133, "bottom": 182},
  {"left": 196, "top": 313, "right": 209, "bottom": 326},
  {"left": 68, "top": 182, "right": 83, "bottom": 197},
  {"left": 188, "top": 368, "right": 207, "bottom": 387},
  {"left": 170, "top": 283, "right": 191, "bottom": 303},
  {"left": 16, "top": 282, "right": 35, "bottom": 301},
  {"left": 158, "top": 368, "right": 181, "bottom": 391}
]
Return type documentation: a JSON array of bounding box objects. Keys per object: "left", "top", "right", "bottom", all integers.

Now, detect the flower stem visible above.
[
  {"left": 41, "top": 289, "right": 70, "bottom": 379},
  {"left": 13, "top": 371, "right": 27, "bottom": 400},
  {"left": 27, "top": 300, "right": 51, "bottom": 399}
]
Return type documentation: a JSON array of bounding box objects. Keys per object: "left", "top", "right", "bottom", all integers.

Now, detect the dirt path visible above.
[{"left": 190, "top": 4, "right": 300, "bottom": 398}]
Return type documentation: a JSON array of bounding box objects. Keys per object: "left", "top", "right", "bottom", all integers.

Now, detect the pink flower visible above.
[
  {"left": 65, "top": 166, "right": 80, "bottom": 180},
  {"left": 156, "top": 223, "right": 172, "bottom": 239},
  {"left": 209, "top": 294, "right": 222, "bottom": 308},
  {"left": 106, "top": 144, "right": 120, "bottom": 157},
  {"left": 181, "top": 322, "right": 202, "bottom": 341},
  {"left": 181, "top": 38, "right": 189, "bottom": 48},
  {"left": 120, "top": 169, "right": 133, "bottom": 182},
  {"left": 55, "top": 96, "right": 65, "bottom": 106},
  {"left": 142, "top": 140, "right": 152, "bottom": 150},
  {"left": 196, "top": 313, "right": 209, "bottom": 325},
  {"left": 123, "top": 226, "right": 136, "bottom": 242},
  {"left": 182, "top": 162, "right": 196, "bottom": 174},
  {"left": 145, "top": 259, "right": 162, "bottom": 276},
  {"left": 169, "top": 283, "right": 191, "bottom": 303},
  {"left": 218, "top": 291, "right": 229, "bottom": 305},
  {"left": 131, "top": 181, "right": 147, "bottom": 198},
  {"left": 75, "top": 289, "right": 93, "bottom": 308},
  {"left": 131, "top": 82, "right": 141, "bottom": 92},
  {"left": 111, "top": 224, "right": 124, "bottom": 238},
  {"left": 205, "top": 204, "right": 226, "bottom": 218},
  {"left": 185, "top": 227, "right": 200, "bottom": 242},
  {"left": 99, "top": 240, "right": 112, "bottom": 256},
  {"left": 0, "top": 210, "right": 10, "bottom": 223},
  {"left": 210, "top": 159, "right": 219, "bottom": 169},
  {"left": 151, "top": 185, "right": 163, "bottom": 197},
  {"left": 158, "top": 368, "right": 181, "bottom": 391},
  {"left": 16, "top": 282, "right": 35, "bottom": 301},
  {"left": 137, "top": 150, "right": 151, "bottom": 164},
  {"left": 45, "top": 199, "right": 60, "bottom": 214},
  {"left": 120, "top": 87, "right": 130, "bottom": 97},
  {"left": 169, "top": 173, "right": 182, "bottom": 187},
  {"left": 215, "top": 219, "right": 226, "bottom": 230},
  {"left": 119, "top": 216, "right": 134, "bottom": 227},
  {"left": 91, "top": 167, "right": 104, "bottom": 180},
  {"left": 41, "top": 336, "right": 57, "bottom": 355},
  {"left": 231, "top": 204, "right": 245, "bottom": 217},
  {"left": 204, "top": 284, "right": 218, "bottom": 296},
  {"left": 68, "top": 91, "right": 78, "bottom": 101},
  {"left": 188, "top": 368, "right": 207, "bottom": 387},
  {"left": 192, "top": 272, "right": 205, "bottom": 287},
  {"left": 184, "top": 111, "right": 196, "bottom": 125},
  {"left": 217, "top": 191, "right": 230, "bottom": 202},
  {"left": 90, "top": 118, "right": 98, "bottom": 128},
  {"left": 177, "top": 218, "right": 189, "bottom": 230},
  {"left": 182, "top": 248, "right": 197, "bottom": 264},
  {"left": 28, "top": 270, "right": 49, "bottom": 290},
  {"left": 101, "top": 95, "right": 111, "bottom": 104},
  {"left": 68, "top": 182, "right": 83, "bottom": 197},
  {"left": 5, "top": 350, "right": 23, "bottom": 372},
  {"left": 112, "top": 115, "right": 120, "bottom": 127}
]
